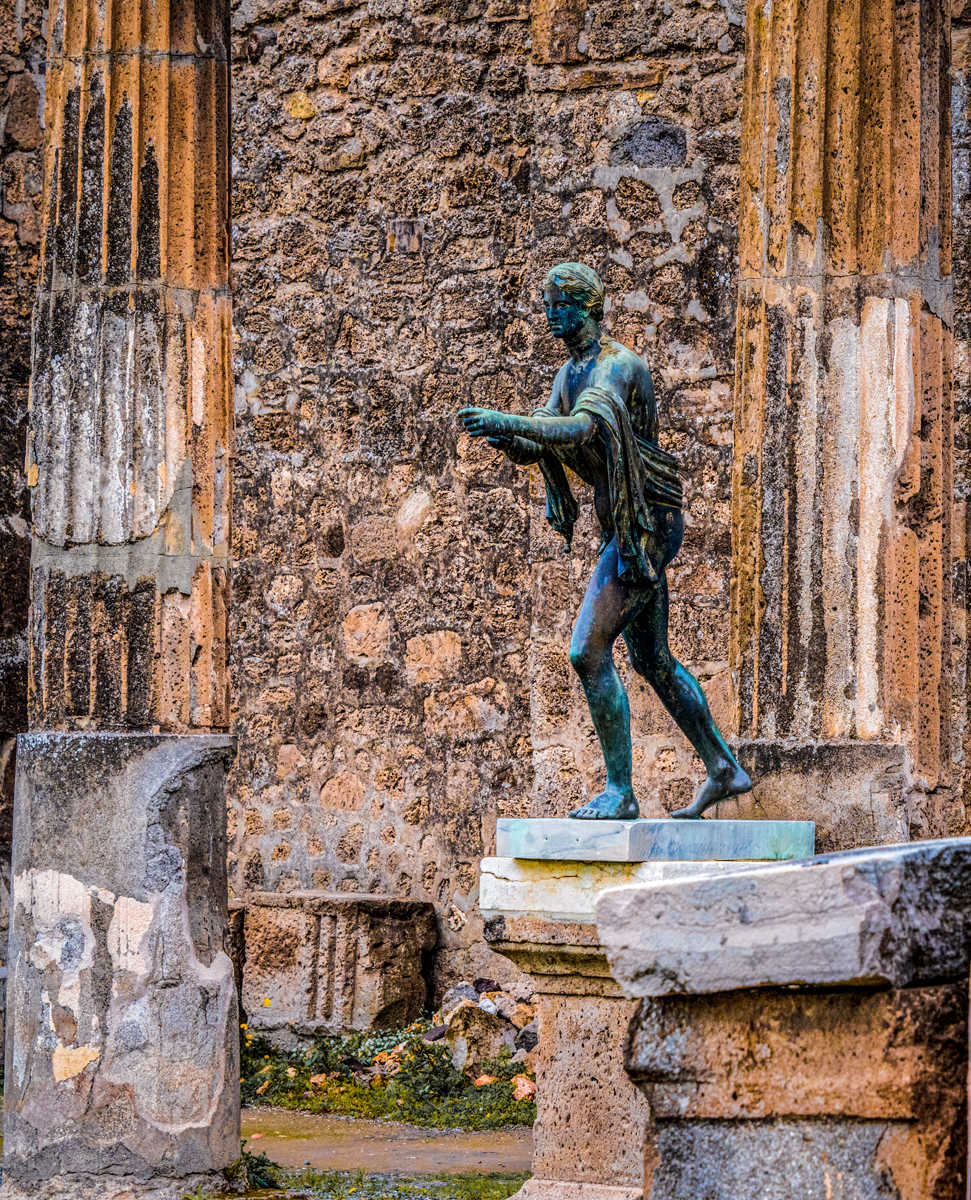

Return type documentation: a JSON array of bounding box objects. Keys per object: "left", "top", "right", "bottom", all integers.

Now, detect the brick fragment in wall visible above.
[
  {"left": 24, "top": 0, "right": 232, "bottom": 733},
  {"left": 238, "top": 892, "right": 437, "bottom": 1043},
  {"left": 228, "top": 0, "right": 747, "bottom": 984}
]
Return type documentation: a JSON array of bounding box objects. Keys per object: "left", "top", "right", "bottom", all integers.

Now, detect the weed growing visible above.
[
  {"left": 276, "top": 1168, "right": 528, "bottom": 1199},
  {"left": 240, "top": 1021, "right": 536, "bottom": 1131}
]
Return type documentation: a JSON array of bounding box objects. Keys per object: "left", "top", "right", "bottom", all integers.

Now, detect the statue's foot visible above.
[
  {"left": 671, "top": 764, "right": 752, "bottom": 819},
  {"left": 570, "top": 787, "right": 639, "bottom": 821}
]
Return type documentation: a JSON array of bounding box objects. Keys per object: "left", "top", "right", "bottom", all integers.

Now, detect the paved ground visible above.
[{"left": 243, "top": 1108, "right": 534, "bottom": 1176}]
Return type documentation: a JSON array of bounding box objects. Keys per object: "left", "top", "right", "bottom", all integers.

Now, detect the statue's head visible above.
[{"left": 542, "top": 262, "right": 605, "bottom": 341}]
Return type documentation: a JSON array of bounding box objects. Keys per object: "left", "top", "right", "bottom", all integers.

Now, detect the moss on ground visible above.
[
  {"left": 189, "top": 1141, "right": 529, "bottom": 1199},
  {"left": 240, "top": 1021, "right": 536, "bottom": 1131},
  {"left": 276, "top": 1168, "right": 529, "bottom": 1198}
]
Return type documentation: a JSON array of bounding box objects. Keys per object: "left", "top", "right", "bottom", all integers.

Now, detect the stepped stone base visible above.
[
  {"left": 512, "top": 1180, "right": 641, "bottom": 1200},
  {"left": 235, "top": 891, "right": 437, "bottom": 1043}
]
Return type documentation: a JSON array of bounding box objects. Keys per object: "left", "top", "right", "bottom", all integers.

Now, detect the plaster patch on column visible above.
[
  {"left": 13, "top": 867, "right": 114, "bottom": 1088},
  {"left": 857, "top": 298, "right": 894, "bottom": 739},
  {"left": 891, "top": 298, "right": 916, "bottom": 472},
  {"left": 821, "top": 318, "right": 859, "bottom": 738},
  {"left": 191, "top": 332, "right": 206, "bottom": 427},
  {"left": 103, "top": 885, "right": 235, "bottom": 1133},
  {"left": 107, "top": 894, "right": 155, "bottom": 974}
]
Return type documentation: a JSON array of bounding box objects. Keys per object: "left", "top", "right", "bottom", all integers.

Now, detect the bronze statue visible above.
[{"left": 458, "top": 263, "right": 752, "bottom": 820}]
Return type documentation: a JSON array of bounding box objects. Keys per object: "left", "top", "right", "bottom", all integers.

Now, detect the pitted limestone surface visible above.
[{"left": 4, "top": 733, "right": 239, "bottom": 1184}]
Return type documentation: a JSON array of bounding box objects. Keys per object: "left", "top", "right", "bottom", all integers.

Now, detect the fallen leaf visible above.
[{"left": 474, "top": 1074, "right": 498, "bottom": 1087}]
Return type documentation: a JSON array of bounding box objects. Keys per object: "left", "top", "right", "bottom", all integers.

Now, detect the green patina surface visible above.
[{"left": 496, "top": 816, "right": 815, "bottom": 862}]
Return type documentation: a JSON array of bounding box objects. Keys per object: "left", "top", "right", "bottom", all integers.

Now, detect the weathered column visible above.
[
  {"left": 730, "top": 0, "right": 955, "bottom": 847},
  {"left": 2, "top": 2, "right": 238, "bottom": 1197}
]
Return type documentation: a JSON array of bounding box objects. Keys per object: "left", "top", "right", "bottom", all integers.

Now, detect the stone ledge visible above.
[
  {"left": 511, "top": 1179, "right": 642, "bottom": 1199},
  {"left": 0, "top": 1173, "right": 227, "bottom": 1200},
  {"left": 597, "top": 837, "right": 971, "bottom": 996},
  {"left": 236, "top": 890, "right": 437, "bottom": 1041},
  {"left": 481, "top": 855, "right": 755, "bottom": 925},
  {"left": 496, "top": 817, "right": 814, "bottom": 862}
]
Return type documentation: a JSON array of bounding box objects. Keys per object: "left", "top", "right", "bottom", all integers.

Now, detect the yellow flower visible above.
[{"left": 263, "top": 997, "right": 271, "bottom": 1007}]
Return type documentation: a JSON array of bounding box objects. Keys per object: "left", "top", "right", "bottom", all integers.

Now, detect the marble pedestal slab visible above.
[
  {"left": 481, "top": 817, "right": 814, "bottom": 1200},
  {"left": 496, "top": 817, "right": 814, "bottom": 862}
]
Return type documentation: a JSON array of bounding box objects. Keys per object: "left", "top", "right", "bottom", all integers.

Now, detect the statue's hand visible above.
[{"left": 458, "top": 407, "right": 509, "bottom": 439}]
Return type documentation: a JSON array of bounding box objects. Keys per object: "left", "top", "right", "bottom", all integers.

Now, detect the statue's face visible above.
[{"left": 543, "top": 283, "right": 590, "bottom": 341}]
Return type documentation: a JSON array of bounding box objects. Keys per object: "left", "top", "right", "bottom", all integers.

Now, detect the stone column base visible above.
[
  {"left": 0, "top": 1173, "right": 227, "bottom": 1200},
  {"left": 512, "top": 1179, "right": 642, "bottom": 1200},
  {"left": 3, "top": 733, "right": 239, "bottom": 1187}
]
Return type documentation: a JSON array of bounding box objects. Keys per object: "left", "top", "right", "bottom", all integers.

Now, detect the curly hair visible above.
[{"left": 542, "top": 261, "right": 606, "bottom": 322}]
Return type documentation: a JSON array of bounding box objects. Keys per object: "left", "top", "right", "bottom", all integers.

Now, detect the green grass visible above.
[
  {"left": 268, "top": 1168, "right": 528, "bottom": 1199},
  {"left": 240, "top": 1021, "right": 535, "bottom": 1131}
]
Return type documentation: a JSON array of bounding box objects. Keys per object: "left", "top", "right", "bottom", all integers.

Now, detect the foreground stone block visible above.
[
  {"left": 597, "top": 840, "right": 971, "bottom": 1198},
  {"left": 2, "top": 733, "right": 239, "bottom": 1199},
  {"left": 598, "top": 837, "right": 971, "bottom": 996},
  {"left": 240, "top": 891, "right": 436, "bottom": 1042}
]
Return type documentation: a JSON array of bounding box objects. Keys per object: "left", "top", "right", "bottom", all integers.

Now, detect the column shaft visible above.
[
  {"left": 3, "top": 3, "right": 238, "bottom": 1196},
  {"left": 26, "top": 0, "right": 232, "bottom": 734},
  {"left": 730, "top": 0, "right": 953, "bottom": 834}
]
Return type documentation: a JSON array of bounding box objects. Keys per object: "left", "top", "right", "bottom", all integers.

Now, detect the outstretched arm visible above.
[
  {"left": 459, "top": 407, "right": 596, "bottom": 447},
  {"left": 487, "top": 433, "right": 546, "bottom": 464}
]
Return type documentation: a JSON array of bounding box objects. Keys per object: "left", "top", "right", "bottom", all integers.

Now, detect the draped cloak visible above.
[{"left": 532, "top": 383, "right": 683, "bottom": 586}]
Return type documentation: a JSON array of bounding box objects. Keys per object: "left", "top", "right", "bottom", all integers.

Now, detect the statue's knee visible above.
[{"left": 569, "top": 640, "right": 600, "bottom": 680}]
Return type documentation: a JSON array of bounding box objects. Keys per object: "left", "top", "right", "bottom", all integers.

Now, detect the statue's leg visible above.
[
  {"left": 622, "top": 575, "right": 752, "bottom": 818},
  {"left": 568, "top": 538, "right": 646, "bottom": 820}
]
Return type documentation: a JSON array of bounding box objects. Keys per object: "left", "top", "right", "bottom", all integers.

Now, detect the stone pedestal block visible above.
[
  {"left": 1, "top": 732, "right": 239, "bottom": 1200},
  {"left": 481, "top": 818, "right": 811, "bottom": 1200},
  {"left": 239, "top": 891, "right": 437, "bottom": 1044},
  {"left": 597, "top": 840, "right": 971, "bottom": 1199}
]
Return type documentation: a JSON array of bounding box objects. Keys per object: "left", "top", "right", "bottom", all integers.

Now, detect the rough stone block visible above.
[
  {"left": 495, "top": 817, "right": 814, "bottom": 862},
  {"left": 626, "top": 983, "right": 968, "bottom": 1200},
  {"left": 241, "top": 891, "right": 437, "bottom": 1041},
  {"left": 597, "top": 838, "right": 971, "bottom": 997},
  {"left": 2, "top": 732, "right": 239, "bottom": 1192}
]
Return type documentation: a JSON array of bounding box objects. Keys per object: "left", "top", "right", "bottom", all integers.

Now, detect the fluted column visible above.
[
  {"left": 2, "top": 4, "right": 238, "bottom": 1198},
  {"left": 730, "top": 0, "right": 954, "bottom": 847},
  {"left": 26, "top": 0, "right": 232, "bottom": 732}
]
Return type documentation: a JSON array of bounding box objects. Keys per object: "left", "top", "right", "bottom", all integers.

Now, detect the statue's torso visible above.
[{"left": 552, "top": 338, "right": 658, "bottom": 535}]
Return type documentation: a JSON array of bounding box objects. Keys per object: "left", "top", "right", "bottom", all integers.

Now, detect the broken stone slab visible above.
[
  {"left": 2, "top": 732, "right": 239, "bottom": 1192},
  {"left": 496, "top": 817, "right": 814, "bottom": 862},
  {"left": 239, "top": 890, "right": 436, "bottom": 1044},
  {"left": 597, "top": 837, "right": 971, "bottom": 997}
]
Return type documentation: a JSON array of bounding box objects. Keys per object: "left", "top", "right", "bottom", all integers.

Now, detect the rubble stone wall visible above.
[
  {"left": 2, "top": 0, "right": 969, "bottom": 990},
  {"left": 228, "top": 0, "right": 746, "bottom": 984}
]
